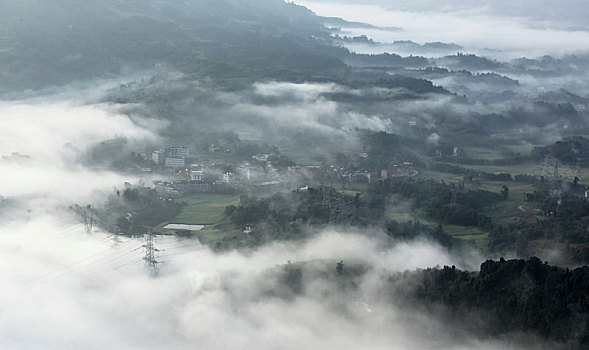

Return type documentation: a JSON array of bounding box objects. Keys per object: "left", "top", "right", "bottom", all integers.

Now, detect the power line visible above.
[{"left": 35, "top": 244, "right": 143, "bottom": 284}]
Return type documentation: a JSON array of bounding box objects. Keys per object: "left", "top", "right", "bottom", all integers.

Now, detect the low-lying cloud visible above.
[
  {"left": 0, "top": 83, "right": 556, "bottom": 350},
  {"left": 298, "top": 1, "right": 589, "bottom": 60},
  {"left": 2, "top": 213, "right": 538, "bottom": 350},
  {"left": 202, "top": 81, "right": 393, "bottom": 152},
  {"left": 0, "top": 100, "right": 160, "bottom": 201}
]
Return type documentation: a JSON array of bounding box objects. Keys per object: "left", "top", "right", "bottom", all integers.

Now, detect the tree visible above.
[
  {"left": 336, "top": 261, "right": 344, "bottom": 274},
  {"left": 501, "top": 185, "right": 509, "bottom": 199}
]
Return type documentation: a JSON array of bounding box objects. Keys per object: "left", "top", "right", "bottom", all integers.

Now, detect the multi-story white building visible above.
[
  {"left": 223, "top": 172, "right": 235, "bottom": 184},
  {"left": 164, "top": 157, "right": 185, "bottom": 168},
  {"left": 168, "top": 146, "right": 189, "bottom": 159},
  {"left": 151, "top": 149, "right": 165, "bottom": 165},
  {"left": 252, "top": 154, "right": 269, "bottom": 162},
  {"left": 191, "top": 170, "right": 204, "bottom": 182},
  {"left": 154, "top": 181, "right": 211, "bottom": 198}
]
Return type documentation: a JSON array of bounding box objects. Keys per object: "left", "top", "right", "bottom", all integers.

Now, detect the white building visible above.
[
  {"left": 223, "top": 172, "right": 236, "bottom": 184},
  {"left": 168, "top": 146, "right": 189, "bottom": 159},
  {"left": 152, "top": 149, "right": 165, "bottom": 165},
  {"left": 252, "top": 154, "right": 269, "bottom": 162},
  {"left": 191, "top": 170, "right": 204, "bottom": 182},
  {"left": 165, "top": 157, "right": 185, "bottom": 168}
]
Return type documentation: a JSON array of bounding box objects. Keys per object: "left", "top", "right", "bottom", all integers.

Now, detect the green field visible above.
[
  {"left": 386, "top": 199, "right": 489, "bottom": 246},
  {"left": 171, "top": 193, "right": 241, "bottom": 225},
  {"left": 443, "top": 224, "right": 488, "bottom": 241},
  {"left": 456, "top": 162, "right": 589, "bottom": 180},
  {"left": 415, "top": 159, "right": 549, "bottom": 239},
  {"left": 196, "top": 226, "right": 232, "bottom": 246},
  {"left": 415, "top": 170, "right": 464, "bottom": 183},
  {"left": 463, "top": 146, "right": 505, "bottom": 161},
  {"left": 280, "top": 148, "right": 323, "bottom": 166}
]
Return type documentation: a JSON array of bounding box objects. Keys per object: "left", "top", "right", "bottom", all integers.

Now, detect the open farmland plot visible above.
[{"left": 172, "top": 194, "right": 241, "bottom": 225}]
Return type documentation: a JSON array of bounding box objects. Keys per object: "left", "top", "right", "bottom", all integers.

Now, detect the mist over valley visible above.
[{"left": 2, "top": 1, "right": 589, "bottom": 349}]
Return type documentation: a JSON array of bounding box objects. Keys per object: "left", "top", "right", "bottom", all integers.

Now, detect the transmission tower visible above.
[
  {"left": 82, "top": 205, "right": 95, "bottom": 233},
  {"left": 322, "top": 185, "right": 347, "bottom": 224},
  {"left": 322, "top": 185, "right": 335, "bottom": 224},
  {"left": 450, "top": 191, "right": 457, "bottom": 207},
  {"left": 553, "top": 161, "right": 559, "bottom": 186},
  {"left": 143, "top": 228, "right": 161, "bottom": 276},
  {"left": 541, "top": 155, "right": 560, "bottom": 189}
]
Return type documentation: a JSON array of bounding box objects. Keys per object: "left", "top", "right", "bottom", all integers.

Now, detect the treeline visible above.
[
  {"left": 369, "top": 179, "right": 501, "bottom": 228},
  {"left": 344, "top": 53, "right": 429, "bottom": 68},
  {"left": 385, "top": 220, "right": 452, "bottom": 248},
  {"left": 74, "top": 187, "right": 184, "bottom": 236},
  {"left": 437, "top": 155, "right": 532, "bottom": 166},
  {"left": 532, "top": 136, "right": 589, "bottom": 165},
  {"left": 218, "top": 185, "right": 453, "bottom": 248},
  {"left": 218, "top": 176, "right": 589, "bottom": 261},
  {"left": 392, "top": 257, "right": 589, "bottom": 347},
  {"left": 431, "top": 163, "right": 538, "bottom": 183},
  {"left": 221, "top": 188, "right": 371, "bottom": 246},
  {"left": 358, "top": 131, "right": 455, "bottom": 170},
  {"left": 489, "top": 192, "right": 589, "bottom": 263}
]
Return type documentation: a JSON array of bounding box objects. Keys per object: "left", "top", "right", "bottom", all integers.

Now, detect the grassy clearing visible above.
[
  {"left": 486, "top": 199, "right": 542, "bottom": 225},
  {"left": 443, "top": 225, "right": 486, "bottom": 237},
  {"left": 442, "top": 225, "right": 489, "bottom": 248},
  {"left": 464, "top": 146, "right": 505, "bottom": 161},
  {"left": 415, "top": 170, "right": 463, "bottom": 183},
  {"left": 455, "top": 162, "right": 589, "bottom": 180},
  {"left": 197, "top": 226, "right": 230, "bottom": 242},
  {"left": 280, "top": 148, "right": 323, "bottom": 166},
  {"left": 340, "top": 189, "right": 361, "bottom": 197},
  {"left": 386, "top": 198, "right": 489, "bottom": 246},
  {"left": 172, "top": 193, "right": 240, "bottom": 225},
  {"left": 465, "top": 180, "right": 542, "bottom": 225}
]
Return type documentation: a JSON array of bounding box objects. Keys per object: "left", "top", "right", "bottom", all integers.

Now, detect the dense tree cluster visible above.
[
  {"left": 394, "top": 257, "right": 589, "bottom": 347},
  {"left": 489, "top": 193, "right": 589, "bottom": 263},
  {"left": 532, "top": 137, "right": 589, "bottom": 165},
  {"left": 89, "top": 187, "right": 184, "bottom": 236},
  {"left": 385, "top": 220, "right": 452, "bottom": 247},
  {"left": 369, "top": 179, "right": 500, "bottom": 228},
  {"left": 219, "top": 184, "right": 458, "bottom": 248}
]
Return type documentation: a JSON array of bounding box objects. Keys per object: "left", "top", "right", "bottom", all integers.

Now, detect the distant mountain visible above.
[
  {"left": 322, "top": 16, "right": 402, "bottom": 31},
  {"left": 0, "top": 0, "right": 347, "bottom": 92},
  {"left": 334, "top": 35, "right": 464, "bottom": 56},
  {"left": 434, "top": 53, "right": 504, "bottom": 71},
  {"left": 539, "top": 89, "right": 589, "bottom": 108}
]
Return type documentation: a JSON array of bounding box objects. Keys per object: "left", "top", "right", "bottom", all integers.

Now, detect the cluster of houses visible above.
[
  {"left": 307, "top": 162, "right": 417, "bottom": 183},
  {"left": 147, "top": 144, "right": 417, "bottom": 199},
  {"left": 231, "top": 160, "right": 284, "bottom": 189},
  {"left": 153, "top": 162, "right": 211, "bottom": 198},
  {"left": 149, "top": 147, "right": 285, "bottom": 198},
  {"left": 152, "top": 146, "right": 190, "bottom": 169},
  {"left": 208, "top": 138, "right": 231, "bottom": 153},
  {"left": 154, "top": 180, "right": 211, "bottom": 198}
]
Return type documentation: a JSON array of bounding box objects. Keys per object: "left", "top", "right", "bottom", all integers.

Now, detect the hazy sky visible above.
[{"left": 296, "top": 0, "right": 589, "bottom": 59}]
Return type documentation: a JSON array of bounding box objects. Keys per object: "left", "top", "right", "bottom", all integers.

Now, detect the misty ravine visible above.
[{"left": 1, "top": 0, "right": 589, "bottom": 349}]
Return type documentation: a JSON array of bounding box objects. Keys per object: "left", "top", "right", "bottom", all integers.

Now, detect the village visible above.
[{"left": 132, "top": 144, "right": 418, "bottom": 199}]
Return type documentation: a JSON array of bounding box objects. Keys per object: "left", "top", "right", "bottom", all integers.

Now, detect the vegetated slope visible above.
[
  {"left": 392, "top": 257, "right": 589, "bottom": 348},
  {"left": 0, "top": 0, "right": 347, "bottom": 92},
  {"left": 274, "top": 256, "right": 589, "bottom": 348}
]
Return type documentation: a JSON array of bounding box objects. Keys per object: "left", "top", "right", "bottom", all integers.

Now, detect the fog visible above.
[
  {"left": 0, "top": 87, "right": 547, "bottom": 350},
  {"left": 298, "top": 1, "right": 589, "bottom": 60},
  {"left": 4, "top": 215, "right": 540, "bottom": 350},
  {"left": 0, "top": 100, "right": 161, "bottom": 201},
  {"left": 223, "top": 82, "right": 393, "bottom": 138},
  {"left": 2, "top": 0, "right": 587, "bottom": 348}
]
